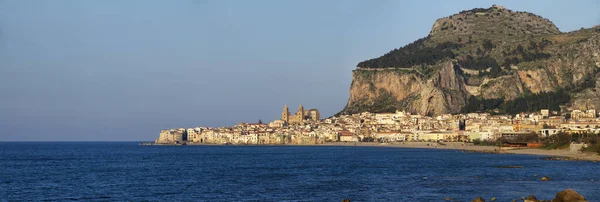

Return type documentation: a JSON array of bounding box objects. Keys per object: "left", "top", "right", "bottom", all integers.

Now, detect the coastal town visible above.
[{"left": 154, "top": 104, "right": 600, "bottom": 147}]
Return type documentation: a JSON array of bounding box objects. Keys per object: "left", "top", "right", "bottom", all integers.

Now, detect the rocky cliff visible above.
[{"left": 340, "top": 5, "right": 600, "bottom": 115}]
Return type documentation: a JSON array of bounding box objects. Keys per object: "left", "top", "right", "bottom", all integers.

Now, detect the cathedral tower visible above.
[
  {"left": 295, "top": 105, "right": 305, "bottom": 124},
  {"left": 296, "top": 105, "right": 305, "bottom": 117},
  {"left": 282, "top": 105, "right": 290, "bottom": 123}
]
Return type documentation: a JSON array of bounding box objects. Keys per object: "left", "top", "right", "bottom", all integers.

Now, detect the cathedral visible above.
[{"left": 281, "top": 105, "right": 320, "bottom": 124}]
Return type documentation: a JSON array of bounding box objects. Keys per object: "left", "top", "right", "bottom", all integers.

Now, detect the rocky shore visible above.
[
  {"left": 342, "top": 188, "right": 588, "bottom": 202},
  {"left": 470, "top": 188, "right": 588, "bottom": 202}
]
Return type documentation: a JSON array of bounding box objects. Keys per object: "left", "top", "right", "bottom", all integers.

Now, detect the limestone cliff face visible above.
[
  {"left": 347, "top": 69, "right": 422, "bottom": 107},
  {"left": 479, "top": 75, "right": 524, "bottom": 100},
  {"left": 344, "top": 61, "right": 468, "bottom": 116},
  {"left": 516, "top": 69, "right": 555, "bottom": 94},
  {"left": 344, "top": 68, "right": 422, "bottom": 114},
  {"left": 407, "top": 62, "right": 468, "bottom": 115},
  {"left": 571, "top": 73, "right": 600, "bottom": 111},
  {"left": 340, "top": 5, "right": 600, "bottom": 116}
]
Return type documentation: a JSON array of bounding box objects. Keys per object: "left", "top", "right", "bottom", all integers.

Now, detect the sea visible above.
[{"left": 0, "top": 142, "right": 599, "bottom": 201}]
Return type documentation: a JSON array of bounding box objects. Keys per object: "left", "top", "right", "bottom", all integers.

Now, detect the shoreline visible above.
[
  {"left": 144, "top": 141, "right": 600, "bottom": 161},
  {"left": 328, "top": 142, "right": 600, "bottom": 162},
  {"left": 322, "top": 142, "right": 600, "bottom": 162}
]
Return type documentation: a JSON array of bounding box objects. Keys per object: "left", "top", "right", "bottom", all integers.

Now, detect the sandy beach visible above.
[
  {"left": 179, "top": 141, "right": 600, "bottom": 161},
  {"left": 322, "top": 142, "right": 600, "bottom": 161}
]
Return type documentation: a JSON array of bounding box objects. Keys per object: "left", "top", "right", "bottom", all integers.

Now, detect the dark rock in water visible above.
[
  {"left": 472, "top": 197, "right": 485, "bottom": 202},
  {"left": 542, "top": 156, "right": 578, "bottom": 161},
  {"left": 552, "top": 189, "right": 587, "bottom": 202},
  {"left": 540, "top": 176, "right": 551, "bottom": 181},
  {"left": 342, "top": 199, "right": 351, "bottom": 202},
  {"left": 490, "top": 197, "right": 496, "bottom": 201},
  {"left": 495, "top": 165, "right": 523, "bottom": 168}
]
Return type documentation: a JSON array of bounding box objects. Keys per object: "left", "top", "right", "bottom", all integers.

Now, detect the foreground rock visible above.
[
  {"left": 470, "top": 189, "right": 587, "bottom": 202},
  {"left": 525, "top": 195, "right": 538, "bottom": 202},
  {"left": 472, "top": 197, "right": 485, "bottom": 202},
  {"left": 552, "top": 189, "right": 587, "bottom": 202}
]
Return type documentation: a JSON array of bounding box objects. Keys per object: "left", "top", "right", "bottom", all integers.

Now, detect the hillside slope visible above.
[{"left": 340, "top": 5, "right": 600, "bottom": 116}]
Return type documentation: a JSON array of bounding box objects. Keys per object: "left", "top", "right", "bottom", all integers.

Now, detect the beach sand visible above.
[{"left": 322, "top": 142, "right": 600, "bottom": 161}]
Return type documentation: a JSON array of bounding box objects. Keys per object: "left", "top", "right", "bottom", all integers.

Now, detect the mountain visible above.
[{"left": 339, "top": 5, "right": 600, "bottom": 116}]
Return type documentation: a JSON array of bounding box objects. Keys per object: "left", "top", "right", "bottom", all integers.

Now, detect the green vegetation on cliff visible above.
[
  {"left": 343, "top": 90, "right": 400, "bottom": 114},
  {"left": 462, "top": 89, "right": 570, "bottom": 114},
  {"left": 357, "top": 38, "right": 459, "bottom": 69},
  {"left": 502, "top": 90, "right": 570, "bottom": 114}
]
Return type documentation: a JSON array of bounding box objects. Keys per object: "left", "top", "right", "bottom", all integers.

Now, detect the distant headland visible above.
[
  {"left": 340, "top": 5, "right": 600, "bottom": 116},
  {"left": 149, "top": 5, "right": 600, "bottom": 161}
]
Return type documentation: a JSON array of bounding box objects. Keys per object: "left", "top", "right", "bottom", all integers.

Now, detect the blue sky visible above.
[{"left": 1, "top": 0, "right": 599, "bottom": 141}]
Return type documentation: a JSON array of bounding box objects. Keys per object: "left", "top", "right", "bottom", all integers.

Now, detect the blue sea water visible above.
[{"left": 0, "top": 142, "right": 599, "bottom": 201}]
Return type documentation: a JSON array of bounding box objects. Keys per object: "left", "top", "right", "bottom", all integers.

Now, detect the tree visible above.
[
  {"left": 514, "top": 133, "right": 539, "bottom": 142},
  {"left": 361, "top": 136, "right": 375, "bottom": 142},
  {"left": 542, "top": 123, "right": 550, "bottom": 129},
  {"left": 489, "top": 65, "right": 502, "bottom": 77},
  {"left": 542, "top": 132, "right": 572, "bottom": 149},
  {"left": 356, "top": 37, "right": 460, "bottom": 69},
  {"left": 528, "top": 40, "right": 537, "bottom": 50},
  {"left": 516, "top": 44, "right": 524, "bottom": 54},
  {"left": 482, "top": 39, "right": 494, "bottom": 51}
]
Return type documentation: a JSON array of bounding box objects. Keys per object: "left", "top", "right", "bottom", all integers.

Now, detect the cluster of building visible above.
[{"left": 154, "top": 105, "right": 600, "bottom": 145}]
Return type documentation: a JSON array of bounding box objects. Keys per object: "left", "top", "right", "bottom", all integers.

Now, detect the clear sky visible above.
[{"left": 1, "top": 0, "right": 599, "bottom": 141}]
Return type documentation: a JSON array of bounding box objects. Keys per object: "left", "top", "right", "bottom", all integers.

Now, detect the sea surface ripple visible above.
[{"left": 0, "top": 142, "right": 599, "bottom": 201}]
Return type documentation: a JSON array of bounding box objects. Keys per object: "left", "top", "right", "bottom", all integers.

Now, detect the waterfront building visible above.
[
  {"left": 338, "top": 130, "right": 357, "bottom": 142},
  {"left": 155, "top": 129, "right": 184, "bottom": 144},
  {"left": 156, "top": 105, "right": 600, "bottom": 146},
  {"left": 539, "top": 128, "right": 562, "bottom": 138}
]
